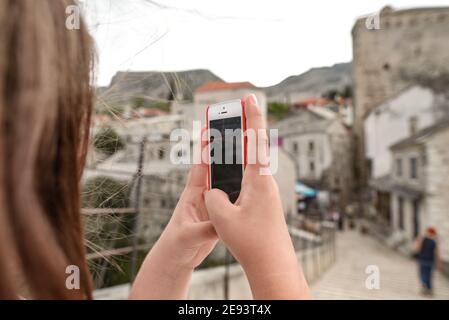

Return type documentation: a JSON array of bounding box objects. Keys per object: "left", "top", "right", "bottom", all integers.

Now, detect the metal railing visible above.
[{"left": 289, "top": 222, "right": 337, "bottom": 283}]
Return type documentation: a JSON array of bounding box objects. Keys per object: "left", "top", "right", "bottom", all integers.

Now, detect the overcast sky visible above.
[{"left": 85, "top": 0, "right": 449, "bottom": 87}]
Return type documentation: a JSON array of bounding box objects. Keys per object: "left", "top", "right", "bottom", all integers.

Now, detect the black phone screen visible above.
[{"left": 209, "top": 116, "right": 243, "bottom": 203}]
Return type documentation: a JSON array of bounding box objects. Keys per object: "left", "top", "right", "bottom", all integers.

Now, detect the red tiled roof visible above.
[
  {"left": 293, "top": 97, "right": 329, "bottom": 108},
  {"left": 136, "top": 108, "right": 168, "bottom": 117},
  {"left": 195, "top": 81, "right": 256, "bottom": 93}
]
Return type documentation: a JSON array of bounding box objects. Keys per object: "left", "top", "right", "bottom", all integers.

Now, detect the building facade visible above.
[
  {"left": 276, "top": 107, "right": 353, "bottom": 210},
  {"left": 364, "top": 85, "right": 446, "bottom": 180},
  {"left": 389, "top": 119, "right": 449, "bottom": 273},
  {"left": 352, "top": 6, "right": 449, "bottom": 184}
]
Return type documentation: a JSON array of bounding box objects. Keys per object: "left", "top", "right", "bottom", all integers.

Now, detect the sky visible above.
[{"left": 84, "top": 0, "right": 449, "bottom": 87}]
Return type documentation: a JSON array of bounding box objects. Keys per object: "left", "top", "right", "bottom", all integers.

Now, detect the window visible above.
[
  {"left": 158, "top": 148, "right": 165, "bottom": 160},
  {"left": 410, "top": 157, "right": 418, "bottom": 179},
  {"left": 160, "top": 199, "right": 166, "bottom": 208},
  {"left": 398, "top": 196, "right": 404, "bottom": 230},
  {"left": 409, "top": 116, "right": 418, "bottom": 135},
  {"left": 308, "top": 141, "right": 315, "bottom": 153},
  {"left": 396, "top": 158, "right": 402, "bottom": 177},
  {"left": 309, "top": 161, "right": 315, "bottom": 173},
  {"left": 412, "top": 200, "right": 420, "bottom": 239},
  {"left": 292, "top": 142, "right": 299, "bottom": 155}
]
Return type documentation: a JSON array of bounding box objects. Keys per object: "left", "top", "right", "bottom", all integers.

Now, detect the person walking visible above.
[{"left": 414, "top": 227, "right": 442, "bottom": 296}]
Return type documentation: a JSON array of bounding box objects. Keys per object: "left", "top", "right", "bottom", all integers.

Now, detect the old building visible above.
[
  {"left": 389, "top": 118, "right": 449, "bottom": 273},
  {"left": 365, "top": 85, "right": 447, "bottom": 180},
  {"left": 352, "top": 6, "right": 449, "bottom": 184},
  {"left": 276, "top": 107, "right": 353, "bottom": 210},
  {"left": 364, "top": 85, "right": 448, "bottom": 226}
]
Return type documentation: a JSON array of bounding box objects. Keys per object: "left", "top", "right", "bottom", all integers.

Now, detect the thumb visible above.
[{"left": 204, "top": 189, "right": 238, "bottom": 223}]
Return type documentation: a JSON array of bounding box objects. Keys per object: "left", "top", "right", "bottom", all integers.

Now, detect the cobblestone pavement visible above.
[{"left": 311, "top": 230, "right": 449, "bottom": 299}]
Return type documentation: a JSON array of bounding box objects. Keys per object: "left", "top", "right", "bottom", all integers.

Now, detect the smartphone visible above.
[{"left": 206, "top": 99, "right": 246, "bottom": 203}]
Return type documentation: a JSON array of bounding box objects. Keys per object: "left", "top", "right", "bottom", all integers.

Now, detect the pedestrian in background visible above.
[{"left": 414, "top": 227, "right": 442, "bottom": 296}]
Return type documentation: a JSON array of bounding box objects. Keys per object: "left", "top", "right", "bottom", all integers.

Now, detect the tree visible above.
[
  {"left": 323, "top": 89, "right": 339, "bottom": 101},
  {"left": 268, "top": 102, "right": 290, "bottom": 120},
  {"left": 93, "top": 125, "right": 124, "bottom": 156},
  {"left": 83, "top": 176, "right": 130, "bottom": 209},
  {"left": 132, "top": 97, "right": 146, "bottom": 109},
  {"left": 341, "top": 85, "right": 353, "bottom": 98}
]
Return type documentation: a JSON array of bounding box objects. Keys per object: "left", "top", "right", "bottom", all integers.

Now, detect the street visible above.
[{"left": 311, "top": 229, "right": 449, "bottom": 299}]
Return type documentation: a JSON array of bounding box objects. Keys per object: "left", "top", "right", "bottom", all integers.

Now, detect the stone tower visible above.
[{"left": 352, "top": 6, "right": 449, "bottom": 187}]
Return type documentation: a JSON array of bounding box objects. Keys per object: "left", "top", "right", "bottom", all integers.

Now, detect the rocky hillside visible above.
[
  {"left": 264, "top": 62, "right": 352, "bottom": 102},
  {"left": 96, "top": 63, "right": 352, "bottom": 110},
  {"left": 97, "top": 69, "right": 222, "bottom": 109}
]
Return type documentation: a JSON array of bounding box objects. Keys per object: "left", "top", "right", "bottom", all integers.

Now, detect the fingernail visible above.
[{"left": 249, "top": 94, "right": 258, "bottom": 105}]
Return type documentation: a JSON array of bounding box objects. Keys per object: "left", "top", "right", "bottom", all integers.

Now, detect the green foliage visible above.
[
  {"left": 132, "top": 97, "right": 171, "bottom": 113},
  {"left": 323, "top": 89, "right": 339, "bottom": 101},
  {"left": 83, "top": 176, "right": 130, "bottom": 209},
  {"left": 341, "top": 85, "right": 353, "bottom": 98},
  {"left": 96, "top": 103, "right": 124, "bottom": 116},
  {"left": 93, "top": 126, "right": 124, "bottom": 156},
  {"left": 83, "top": 176, "right": 136, "bottom": 287},
  {"left": 92, "top": 251, "right": 147, "bottom": 288},
  {"left": 132, "top": 97, "right": 146, "bottom": 109},
  {"left": 167, "top": 77, "right": 177, "bottom": 101},
  {"left": 268, "top": 102, "right": 290, "bottom": 120},
  {"left": 322, "top": 85, "right": 353, "bottom": 101}
]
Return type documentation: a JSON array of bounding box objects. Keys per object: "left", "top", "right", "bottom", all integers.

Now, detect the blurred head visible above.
[
  {"left": 0, "top": 0, "right": 95, "bottom": 298},
  {"left": 426, "top": 227, "right": 437, "bottom": 237}
]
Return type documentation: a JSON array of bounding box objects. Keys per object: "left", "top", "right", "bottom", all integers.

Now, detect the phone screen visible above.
[{"left": 209, "top": 116, "right": 243, "bottom": 203}]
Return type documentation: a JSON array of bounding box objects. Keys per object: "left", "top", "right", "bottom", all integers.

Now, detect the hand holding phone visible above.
[
  {"left": 204, "top": 94, "right": 310, "bottom": 299},
  {"left": 206, "top": 99, "right": 246, "bottom": 203}
]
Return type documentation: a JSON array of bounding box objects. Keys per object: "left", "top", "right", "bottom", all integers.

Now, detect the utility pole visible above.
[{"left": 130, "top": 136, "right": 147, "bottom": 282}]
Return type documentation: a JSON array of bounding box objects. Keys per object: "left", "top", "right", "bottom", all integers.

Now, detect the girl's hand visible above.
[
  {"left": 130, "top": 134, "right": 217, "bottom": 299},
  {"left": 204, "top": 94, "right": 310, "bottom": 299}
]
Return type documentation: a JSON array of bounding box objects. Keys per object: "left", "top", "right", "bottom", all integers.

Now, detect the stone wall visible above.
[
  {"left": 425, "top": 128, "right": 449, "bottom": 263},
  {"left": 352, "top": 6, "right": 449, "bottom": 183}
]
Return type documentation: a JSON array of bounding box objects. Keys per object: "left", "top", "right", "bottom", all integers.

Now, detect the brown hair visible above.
[{"left": 0, "top": 0, "right": 95, "bottom": 299}]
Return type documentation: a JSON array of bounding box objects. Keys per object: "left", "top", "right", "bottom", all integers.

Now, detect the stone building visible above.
[
  {"left": 365, "top": 85, "right": 447, "bottom": 181},
  {"left": 389, "top": 118, "right": 449, "bottom": 273},
  {"left": 352, "top": 6, "right": 449, "bottom": 185},
  {"left": 364, "top": 85, "right": 448, "bottom": 231},
  {"left": 276, "top": 107, "right": 353, "bottom": 210}
]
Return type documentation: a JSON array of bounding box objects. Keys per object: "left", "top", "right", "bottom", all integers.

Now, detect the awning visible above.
[
  {"left": 391, "top": 184, "right": 423, "bottom": 199},
  {"left": 295, "top": 182, "right": 318, "bottom": 198}
]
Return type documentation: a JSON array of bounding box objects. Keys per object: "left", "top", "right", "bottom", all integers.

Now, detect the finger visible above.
[
  {"left": 204, "top": 189, "right": 238, "bottom": 223},
  {"left": 187, "top": 127, "right": 209, "bottom": 188},
  {"left": 244, "top": 94, "right": 269, "bottom": 169},
  {"left": 245, "top": 94, "right": 265, "bottom": 133},
  {"left": 200, "top": 125, "right": 210, "bottom": 165}
]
